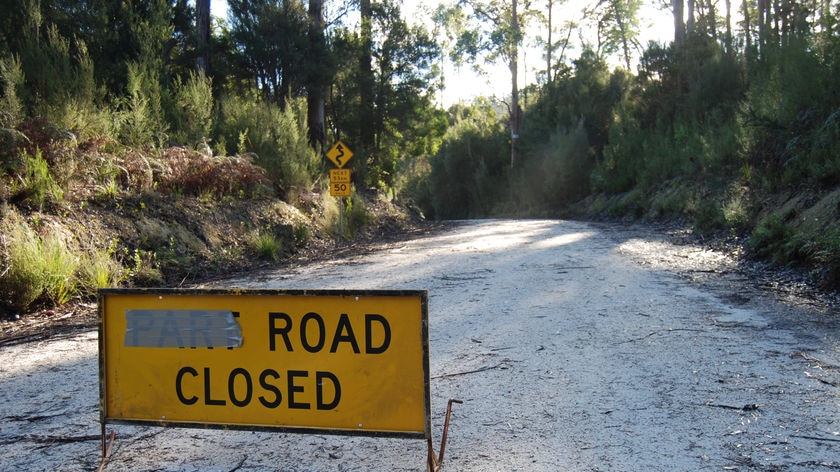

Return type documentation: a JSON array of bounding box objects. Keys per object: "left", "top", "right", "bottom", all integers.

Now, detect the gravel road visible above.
[{"left": 1, "top": 219, "right": 839, "bottom": 471}]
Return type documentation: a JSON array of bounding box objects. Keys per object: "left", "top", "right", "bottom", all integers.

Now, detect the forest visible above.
[{"left": 1, "top": 0, "right": 840, "bottom": 315}]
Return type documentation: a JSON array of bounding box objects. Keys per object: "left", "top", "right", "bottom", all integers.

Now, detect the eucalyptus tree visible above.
[
  {"left": 306, "top": 0, "right": 328, "bottom": 149},
  {"left": 196, "top": 0, "right": 211, "bottom": 74},
  {"left": 435, "top": 0, "right": 534, "bottom": 170},
  {"left": 532, "top": 0, "right": 575, "bottom": 84},
  {"left": 597, "top": 0, "right": 642, "bottom": 70}
]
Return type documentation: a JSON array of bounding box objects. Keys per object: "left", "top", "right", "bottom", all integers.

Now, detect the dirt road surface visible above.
[{"left": 2, "top": 219, "right": 839, "bottom": 471}]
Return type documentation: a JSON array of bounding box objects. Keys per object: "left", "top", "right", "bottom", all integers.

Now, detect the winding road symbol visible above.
[{"left": 326, "top": 141, "right": 354, "bottom": 168}]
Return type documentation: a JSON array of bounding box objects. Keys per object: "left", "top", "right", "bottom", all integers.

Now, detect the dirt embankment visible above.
[{"left": 0, "top": 189, "right": 430, "bottom": 346}]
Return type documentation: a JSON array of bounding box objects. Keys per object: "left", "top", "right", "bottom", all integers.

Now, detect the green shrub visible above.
[
  {"left": 118, "top": 62, "right": 168, "bottom": 147},
  {"left": 516, "top": 124, "right": 592, "bottom": 212},
  {"left": 40, "top": 231, "right": 79, "bottom": 305},
  {"left": 747, "top": 214, "right": 794, "bottom": 262},
  {"left": 692, "top": 198, "right": 726, "bottom": 236},
  {"left": 214, "top": 95, "right": 319, "bottom": 193},
  {"left": 253, "top": 231, "right": 283, "bottom": 261},
  {"left": 424, "top": 101, "right": 507, "bottom": 218},
  {"left": 344, "top": 191, "right": 368, "bottom": 238},
  {"left": 14, "top": 149, "right": 64, "bottom": 207},
  {"left": 0, "top": 55, "right": 24, "bottom": 128},
  {"left": 0, "top": 217, "right": 77, "bottom": 312},
  {"left": 170, "top": 71, "right": 214, "bottom": 146},
  {"left": 78, "top": 239, "right": 128, "bottom": 295}
]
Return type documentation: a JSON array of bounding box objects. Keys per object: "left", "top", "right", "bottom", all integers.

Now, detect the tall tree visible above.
[
  {"left": 674, "top": 0, "right": 686, "bottom": 47},
  {"left": 196, "top": 0, "right": 210, "bottom": 74},
  {"left": 307, "top": 0, "right": 328, "bottom": 149},
  {"left": 436, "top": 0, "right": 531, "bottom": 169},
  {"left": 358, "top": 0, "right": 375, "bottom": 169},
  {"left": 331, "top": 0, "right": 440, "bottom": 187},
  {"left": 228, "top": 0, "right": 309, "bottom": 105},
  {"left": 594, "top": 0, "right": 642, "bottom": 70}
]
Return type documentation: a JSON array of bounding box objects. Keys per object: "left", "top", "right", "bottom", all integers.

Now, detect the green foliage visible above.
[
  {"left": 740, "top": 37, "right": 840, "bottom": 189},
  {"left": 215, "top": 94, "right": 318, "bottom": 194},
  {"left": 593, "top": 0, "right": 643, "bottom": 70},
  {"left": 692, "top": 198, "right": 726, "bottom": 236},
  {"left": 253, "top": 231, "right": 283, "bottom": 261},
  {"left": 328, "top": 1, "right": 441, "bottom": 191},
  {"left": 514, "top": 123, "right": 592, "bottom": 213},
  {"left": 13, "top": 149, "right": 63, "bottom": 208},
  {"left": 0, "top": 215, "right": 78, "bottom": 312},
  {"left": 344, "top": 192, "right": 368, "bottom": 238},
  {"left": 0, "top": 55, "right": 24, "bottom": 128},
  {"left": 747, "top": 214, "right": 796, "bottom": 263},
  {"left": 169, "top": 71, "right": 214, "bottom": 146},
  {"left": 118, "top": 61, "right": 168, "bottom": 147},
  {"left": 228, "top": 0, "right": 310, "bottom": 104},
  {"left": 79, "top": 247, "right": 127, "bottom": 295},
  {"left": 423, "top": 101, "right": 508, "bottom": 219}
]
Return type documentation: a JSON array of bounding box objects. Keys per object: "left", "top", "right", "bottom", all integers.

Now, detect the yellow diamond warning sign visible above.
[
  {"left": 327, "top": 141, "right": 353, "bottom": 169},
  {"left": 326, "top": 141, "right": 353, "bottom": 168}
]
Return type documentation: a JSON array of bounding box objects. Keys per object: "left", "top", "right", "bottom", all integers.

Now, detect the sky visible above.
[
  {"left": 209, "top": 0, "right": 675, "bottom": 106},
  {"left": 412, "top": 0, "right": 675, "bottom": 106}
]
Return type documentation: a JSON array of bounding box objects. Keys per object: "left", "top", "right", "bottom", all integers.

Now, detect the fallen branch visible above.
[
  {"left": 432, "top": 361, "right": 509, "bottom": 379},
  {"left": 0, "top": 434, "right": 101, "bottom": 446},
  {"left": 703, "top": 403, "right": 760, "bottom": 412},
  {"left": 619, "top": 328, "right": 706, "bottom": 344},
  {"left": 790, "top": 434, "right": 840, "bottom": 444},
  {"left": 228, "top": 455, "right": 247, "bottom": 472},
  {"left": 804, "top": 371, "right": 840, "bottom": 387},
  {"left": 796, "top": 351, "right": 840, "bottom": 370}
]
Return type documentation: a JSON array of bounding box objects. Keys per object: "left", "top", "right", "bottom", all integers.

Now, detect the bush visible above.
[
  {"left": 117, "top": 62, "right": 168, "bottom": 147},
  {"left": 77, "top": 239, "right": 128, "bottom": 296},
  {"left": 747, "top": 214, "right": 794, "bottom": 262},
  {"left": 424, "top": 101, "right": 507, "bottom": 218},
  {"left": 214, "top": 95, "right": 319, "bottom": 194},
  {"left": 149, "top": 147, "right": 271, "bottom": 198},
  {"left": 515, "top": 123, "right": 592, "bottom": 213},
  {"left": 253, "top": 231, "right": 283, "bottom": 261},
  {"left": 0, "top": 215, "right": 77, "bottom": 312},
  {"left": 0, "top": 55, "right": 24, "bottom": 128},
  {"left": 13, "top": 149, "right": 64, "bottom": 208},
  {"left": 169, "top": 71, "right": 214, "bottom": 146}
]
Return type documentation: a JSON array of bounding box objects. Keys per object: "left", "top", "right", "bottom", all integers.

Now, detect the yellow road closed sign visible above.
[{"left": 99, "top": 289, "right": 430, "bottom": 438}]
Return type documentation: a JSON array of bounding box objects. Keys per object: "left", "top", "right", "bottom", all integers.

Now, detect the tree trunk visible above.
[
  {"left": 359, "top": 0, "right": 375, "bottom": 175},
  {"left": 758, "top": 0, "right": 767, "bottom": 55},
  {"left": 307, "top": 0, "right": 326, "bottom": 150},
  {"left": 546, "top": 0, "right": 552, "bottom": 83},
  {"left": 687, "top": 0, "right": 696, "bottom": 35},
  {"left": 196, "top": 0, "right": 210, "bottom": 75},
  {"left": 724, "top": 0, "right": 732, "bottom": 54},
  {"left": 673, "top": 0, "right": 686, "bottom": 48},
  {"left": 612, "top": 0, "right": 632, "bottom": 70},
  {"left": 742, "top": 0, "right": 751, "bottom": 54},
  {"left": 509, "top": 0, "right": 520, "bottom": 170}
]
